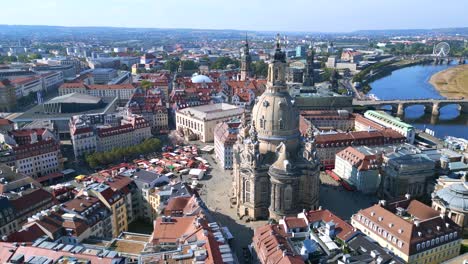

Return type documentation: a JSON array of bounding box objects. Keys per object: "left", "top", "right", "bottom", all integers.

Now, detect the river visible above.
[{"left": 369, "top": 62, "right": 468, "bottom": 139}]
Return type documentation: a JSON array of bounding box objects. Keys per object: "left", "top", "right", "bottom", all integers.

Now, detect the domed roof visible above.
[
  {"left": 191, "top": 74, "right": 212, "bottom": 83},
  {"left": 435, "top": 182, "right": 468, "bottom": 212}
]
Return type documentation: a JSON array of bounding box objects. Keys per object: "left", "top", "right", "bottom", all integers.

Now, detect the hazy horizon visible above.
[{"left": 1, "top": 0, "right": 468, "bottom": 32}]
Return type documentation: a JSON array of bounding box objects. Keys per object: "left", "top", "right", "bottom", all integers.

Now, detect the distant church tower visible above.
[
  {"left": 232, "top": 34, "right": 320, "bottom": 220},
  {"left": 303, "top": 46, "right": 314, "bottom": 86},
  {"left": 240, "top": 35, "right": 252, "bottom": 81}
]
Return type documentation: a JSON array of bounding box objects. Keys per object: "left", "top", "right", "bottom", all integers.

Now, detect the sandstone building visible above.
[{"left": 232, "top": 35, "right": 320, "bottom": 220}]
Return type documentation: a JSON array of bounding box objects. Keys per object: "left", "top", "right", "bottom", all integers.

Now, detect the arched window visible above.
[
  {"left": 284, "top": 185, "right": 293, "bottom": 209},
  {"left": 244, "top": 180, "right": 251, "bottom": 203},
  {"left": 279, "top": 119, "right": 284, "bottom": 129}
]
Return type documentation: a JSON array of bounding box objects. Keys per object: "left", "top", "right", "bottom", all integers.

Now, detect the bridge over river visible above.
[{"left": 353, "top": 98, "right": 468, "bottom": 116}]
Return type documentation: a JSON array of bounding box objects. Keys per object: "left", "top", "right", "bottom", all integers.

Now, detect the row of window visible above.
[{"left": 416, "top": 233, "right": 458, "bottom": 251}]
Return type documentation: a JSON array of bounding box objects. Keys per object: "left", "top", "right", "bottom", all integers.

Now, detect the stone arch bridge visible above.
[{"left": 353, "top": 98, "right": 468, "bottom": 116}]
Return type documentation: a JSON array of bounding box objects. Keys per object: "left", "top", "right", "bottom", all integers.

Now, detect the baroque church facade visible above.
[{"left": 232, "top": 35, "right": 320, "bottom": 220}]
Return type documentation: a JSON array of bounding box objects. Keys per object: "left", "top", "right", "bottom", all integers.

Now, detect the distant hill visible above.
[
  {"left": 352, "top": 27, "right": 468, "bottom": 36},
  {"left": 0, "top": 25, "right": 467, "bottom": 40}
]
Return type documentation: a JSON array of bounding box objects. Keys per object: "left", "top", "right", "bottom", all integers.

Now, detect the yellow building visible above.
[
  {"left": 147, "top": 188, "right": 161, "bottom": 220},
  {"left": 351, "top": 197, "right": 461, "bottom": 264},
  {"left": 86, "top": 183, "right": 128, "bottom": 238}
]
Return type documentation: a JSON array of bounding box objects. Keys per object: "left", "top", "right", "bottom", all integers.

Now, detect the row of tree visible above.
[
  {"left": 0, "top": 53, "right": 42, "bottom": 64},
  {"left": 85, "top": 138, "right": 162, "bottom": 168},
  {"left": 164, "top": 59, "right": 199, "bottom": 72}
]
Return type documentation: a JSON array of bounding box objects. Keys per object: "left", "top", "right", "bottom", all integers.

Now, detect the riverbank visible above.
[
  {"left": 354, "top": 58, "right": 432, "bottom": 94},
  {"left": 429, "top": 64, "right": 468, "bottom": 98}
]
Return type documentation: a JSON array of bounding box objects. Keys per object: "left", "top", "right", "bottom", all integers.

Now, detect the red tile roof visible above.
[
  {"left": 302, "top": 209, "right": 357, "bottom": 241},
  {"left": 253, "top": 224, "right": 304, "bottom": 264},
  {"left": 353, "top": 199, "right": 461, "bottom": 256}
]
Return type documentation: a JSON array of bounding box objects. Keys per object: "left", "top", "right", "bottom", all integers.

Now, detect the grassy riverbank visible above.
[
  {"left": 353, "top": 59, "right": 431, "bottom": 94},
  {"left": 429, "top": 64, "right": 468, "bottom": 98}
]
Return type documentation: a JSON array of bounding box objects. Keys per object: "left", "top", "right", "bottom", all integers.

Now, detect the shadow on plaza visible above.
[
  {"left": 210, "top": 210, "right": 254, "bottom": 263},
  {"left": 319, "top": 184, "right": 378, "bottom": 220}
]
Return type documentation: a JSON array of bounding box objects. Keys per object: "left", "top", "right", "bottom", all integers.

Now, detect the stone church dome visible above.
[
  {"left": 251, "top": 90, "right": 300, "bottom": 152},
  {"left": 250, "top": 35, "right": 300, "bottom": 153},
  {"left": 191, "top": 74, "right": 212, "bottom": 83}
]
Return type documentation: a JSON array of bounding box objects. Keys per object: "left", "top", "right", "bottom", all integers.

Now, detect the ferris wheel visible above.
[{"left": 433, "top": 42, "right": 450, "bottom": 57}]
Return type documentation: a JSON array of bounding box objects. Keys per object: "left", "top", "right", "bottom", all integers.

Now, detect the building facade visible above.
[
  {"left": 0, "top": 128, "right": 63, "bottom": 178},
  {"left": 0, "top": 79, "right": 16, "bottom": 112},
  {"left": 70, "top": 114, "right": 151, "bottom": 157},
  {"left": 334, "top": 146, "right": 382, "bottom": 193},
  {"left": 232, "top": 36, "right": 320, "bottom": 220},
  {"left": 351, "top": 198, "right": 462, "bottom": 264},
  {"left": 364, "top": 110, "right": 416, "bottom": 144},
  {"left": 382, "top": 151, "right": 435, "bottom": 199},
  {"left": 59, "top": 83, "right": 136, "bottom": 100},
  {"left": 175, "top": 103, "right": 243, "bottom": 142},
  {"left": 126, "top": 87, "right": 169, "bottom": 134},
  {"left": 214, "top": 120, "right": 240, "bottom": 170},
  {"left": 432, "top": 175, "right": 468, "bottom": 237}
]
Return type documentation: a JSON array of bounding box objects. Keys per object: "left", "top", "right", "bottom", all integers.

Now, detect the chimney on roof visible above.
[
  {"left": 379, "top": 200, "right": 386, "bottom": 206},
  {"left": 318, "top": 206, "right": 322, "bottom": 210}
]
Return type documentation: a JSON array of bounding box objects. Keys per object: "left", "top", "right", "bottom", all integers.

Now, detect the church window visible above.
[
  {"left": 279, "top": 119, "right": 284, "bottom": 129},
  {"left": 284, "top": 185, "right": 293, "bottom": 209},
  {"left": 244, "top": 180, "right": 251, "bottom": 203}
]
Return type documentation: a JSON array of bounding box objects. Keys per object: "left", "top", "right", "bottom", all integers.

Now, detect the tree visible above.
[
  {"left": 119, "top": 64, "right": 129, "bottom": 71},
  {"left": 212, "top": 57, "right": 239, "bottom": 70},
  {"left": 28, "top": 53, "right": 42, "bottom": 60},
  {"left": 17, "top": 54, "right": 29, "bottom": 63},
  {"left": 252, "top": 60, "right": 268, "bottom": 77},
  {"left": 85, "top": 154, "right": 99, "bottom": 168},
  {"left": 182, "top": 60, "right": 198, "bottom": 70},
  {"left": 164, "top": 60, "right": 179, "bottom": 72},
  {"left": 141, "top": 80, "right": 153, "bottom": 90}
]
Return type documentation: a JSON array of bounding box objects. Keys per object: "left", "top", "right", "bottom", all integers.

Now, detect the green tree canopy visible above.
[
  {"left": 212, "top": 57, "right": 239, "bottom": 70},
  {"left": 164, "top": 60, "right": 179, "bottom": 72},
  {"left": 252, "top": 60, "right": 268, "bottom": 77}
]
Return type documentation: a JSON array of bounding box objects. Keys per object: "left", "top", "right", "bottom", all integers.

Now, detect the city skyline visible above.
[{"left": 1, "top": 0, "right": 468, "bottom": 32}]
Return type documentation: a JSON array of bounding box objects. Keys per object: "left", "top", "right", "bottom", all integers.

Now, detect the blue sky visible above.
[{"left": 1, "top": 0, "right": 467, "bottom": 32}]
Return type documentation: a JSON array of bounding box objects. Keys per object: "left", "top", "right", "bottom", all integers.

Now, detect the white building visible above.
[
  {"left": 70, "top": 114, "right": 151, "bottom": 157},
  {"left": 176, "top": 103, "right": 244, "bottom": 142},
  {"left": 364, "top": 110, "right": 415, "bottom": 144},
  {"left": 59, "top": 83, "right": 136, "bottom": 100},
  {"left": 0, "top": 128, "right": 62, "bottom": 178},
  {"left": 214, "top": 121, "right": 240, "bottom": 169},
  {"left": 334, "top": 146, "right": 382, "bottom": 193}
]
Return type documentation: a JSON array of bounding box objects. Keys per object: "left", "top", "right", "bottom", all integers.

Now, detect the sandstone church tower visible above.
[
  {"left": 232, "top": 34, "right": 320, "bottom": 220},
  {"left": 240, "top": 36, "right": 252, "bottom": 81}
]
